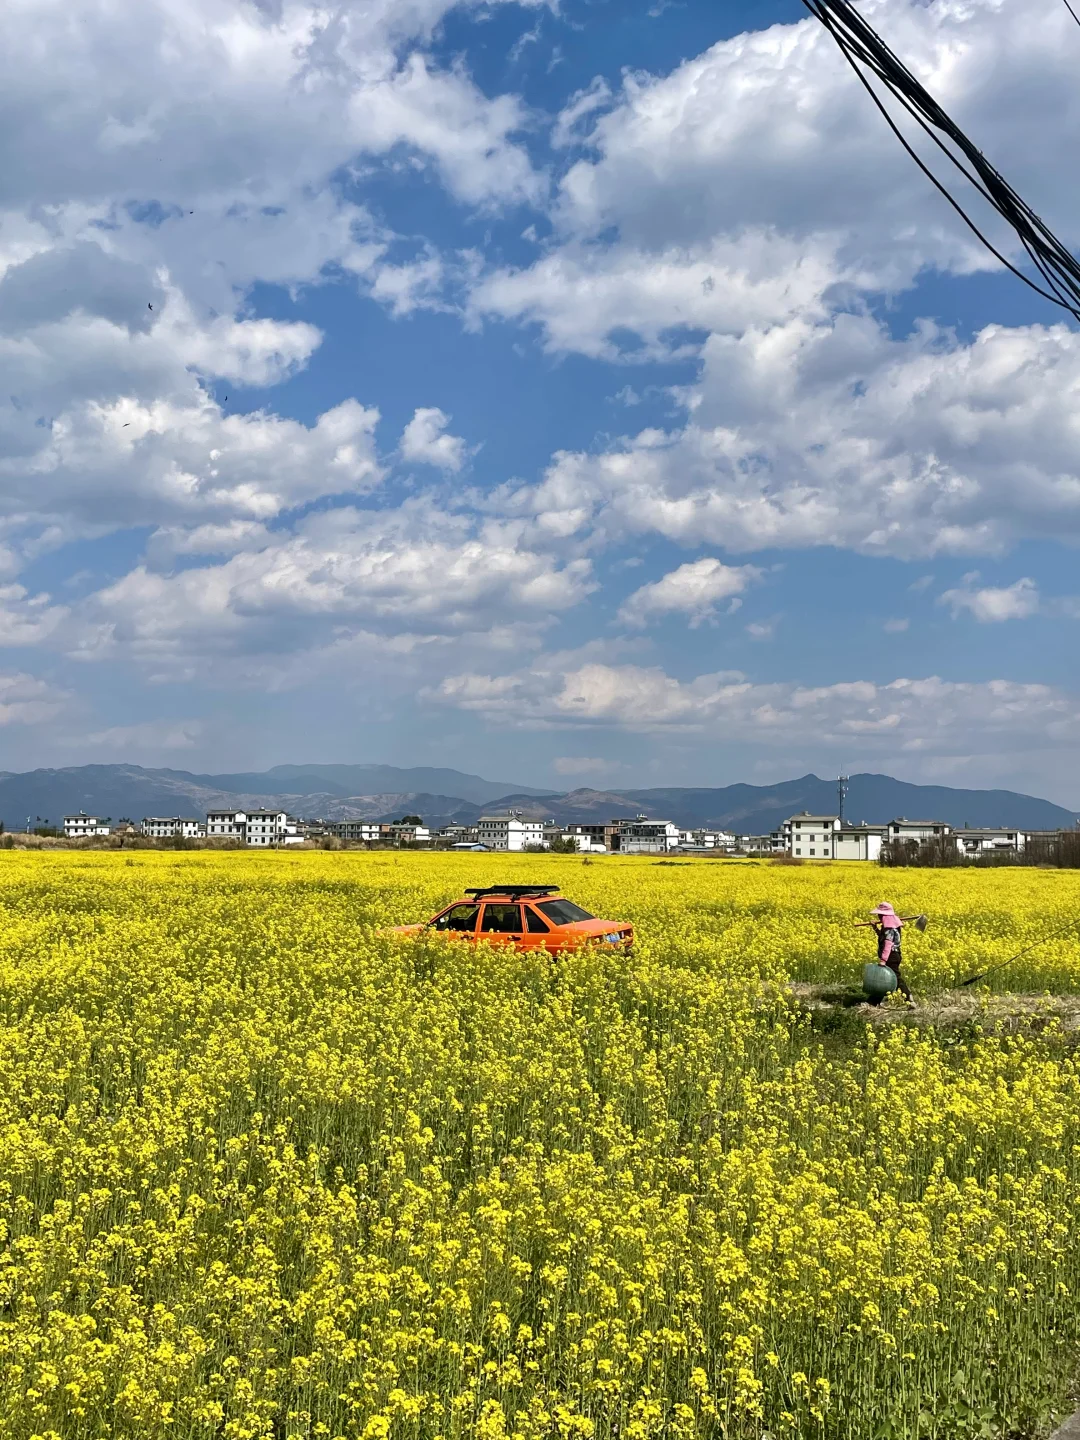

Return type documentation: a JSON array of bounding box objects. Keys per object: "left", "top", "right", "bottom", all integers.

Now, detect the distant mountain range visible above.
[{"left": 0, "top": 764, "right": 1075, "bottom": 835}]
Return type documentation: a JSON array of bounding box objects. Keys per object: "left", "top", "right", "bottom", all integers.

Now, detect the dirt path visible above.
[
  {"left": 789, "top": 982, "right": 1080, "bottom": 1033},
  {"left": 1052, "top": 1413, "right": 1080, "bottom": 1439}
]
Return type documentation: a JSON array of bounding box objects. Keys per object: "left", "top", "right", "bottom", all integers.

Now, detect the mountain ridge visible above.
[{"left": 0, "top": 764, "right": 1074, "bottom": 835}]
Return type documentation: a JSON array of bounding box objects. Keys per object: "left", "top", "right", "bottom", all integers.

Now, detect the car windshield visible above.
[{"left": 537, "top": 899, "right": 594, "bottom": 925}]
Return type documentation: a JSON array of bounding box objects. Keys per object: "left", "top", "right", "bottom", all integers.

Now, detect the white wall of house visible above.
[
  {"left": 244, "top": 811, "right": 288, "bottom": 847},
  {"left": 63, "top": 815, "right": 110, "bottom": 837},
  {"left": 834, "top": 828, "right": 885, "bottom": 861},
  {"left": 141, "top": 817, "right": 203, "bottom": 838},
  {"left": 477, "top": 816, "right": 545, "bottom": 851},
  {"left": 954, "top": 828, "right": 1025, "bottom": 856},
  {"left": 887, "top": 819, "right": 951, "bottom": 843},
  {"left": 618, "top": 819, "right": 680, "bottom": 854},
  {"left": 784, "top": 814, "right": 840, "bottom": 859},
  {"left": 207, "top": 811, "right": 246, "bottom": 839},
  {"left": 330, "top": 821, "right": 386, "bottom": 842}
]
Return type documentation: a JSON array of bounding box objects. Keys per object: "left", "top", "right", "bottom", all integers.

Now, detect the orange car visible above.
[{"left": 392, "top": 885, "right": 633, "bottom": 954}]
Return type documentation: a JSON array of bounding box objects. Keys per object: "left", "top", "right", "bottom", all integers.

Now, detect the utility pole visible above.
[{"left": 837, "top": 774, "right": 849, "bottom": 824}]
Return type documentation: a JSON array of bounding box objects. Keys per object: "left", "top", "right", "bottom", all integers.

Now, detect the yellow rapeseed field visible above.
[{"left": 1, "top": 850, "right": 1080, "bottom": 1440}]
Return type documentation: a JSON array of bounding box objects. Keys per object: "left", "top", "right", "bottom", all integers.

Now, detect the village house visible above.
[
  {"left": 953, "top": 827, "right": 1025, "bottom": 857},
  {"left": 141, "top": 817, "right": 204, "bottom": 839},
  {"left": 887, "top": 817, "right": 951, "bottom": 843},
  {"left": 204, "top": 810, "right": 290, "bottom": 846},
  {"left": 617, "top": 817, "right": 682, "bottom": 854},
  {"left": 782, "top": 813, "right": 842, "bottom": 859},
  {"left": 63, "top": 814, "right": 110, "bottom": 838},
  {"left": 328, "top": 820, "right": 388, "bottom": 843},
  {"left": 476, "top": 813, "right": 545, "bottom": 851}
]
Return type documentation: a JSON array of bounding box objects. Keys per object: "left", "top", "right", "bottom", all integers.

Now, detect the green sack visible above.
[{"left": 863, "top": 962, "right": 898, "bottom": 998}]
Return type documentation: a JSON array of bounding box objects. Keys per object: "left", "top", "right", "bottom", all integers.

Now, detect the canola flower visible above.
[{"left": 0, "top": 851, "right": 1079, "bottom": 1439}]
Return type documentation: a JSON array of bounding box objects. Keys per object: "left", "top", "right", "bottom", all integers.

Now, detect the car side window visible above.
[
  {"left": 431, "top": 904, "right": 479, "bottom": 932},
  {"left": 525, "top": 906, "right": 550, "bottom": 933},
  {"left": 480, "top": 904, "right": 523, "bottom": 933}
]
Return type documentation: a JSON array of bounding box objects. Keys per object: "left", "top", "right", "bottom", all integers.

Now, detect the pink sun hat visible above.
[{"left": 870, "top": 902, "right": 902, "bottom": 924}]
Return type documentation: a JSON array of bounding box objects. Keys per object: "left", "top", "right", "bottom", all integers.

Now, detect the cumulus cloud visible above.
[
  {"left": 2, "top": 392, "right": 383, "bottom": 537},
  {"left": 470, "top": 234, "right": 847, "bottom": 360},
  {"left": 940, "top": 576, "right": 1041, "bottom": 622},
  {"left": 466, "top": 0, "right": 1080, "bottom": 571},
  {"left": 400, "top": 408, "right": 472, "bottom": 472},
  {"left": 500, "top": 316, "right": 1080, "bottom": 557},
  {"left": 0, "top": 672, "right": 69, "bottom": 726},
  {"left": 0, "top": 0, "right": 546, "bottom": 578},
  {"left": 465, "top": 0, "right": 1080, "bottom": 365},
  {"left": 617, "top": 558, "right": 761, "bottom": 627},
  {"left": 1, "top": 0, "right": 541, "bottom": 220},
  {"left": 64, "top": 503, "right": 596, "bottom": 677},
  {"left": 0, "top": 584, "right": 70, "bottom": 645},
  {"left": 433, "top": 660, "right": 1080, "bottom": 757},
  {"left": 553, "top": 0, "right": 1080, "bottom": 276}
]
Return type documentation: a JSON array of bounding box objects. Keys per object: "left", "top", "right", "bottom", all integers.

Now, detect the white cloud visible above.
[
  {"left": 400, "top": 408, "right": 472, "bottom": 472},
  {"left": 65, "top": 502, "right": 596, "bottom": 676},
  {"left": 617, "top": 557, "right": 761, "bottom": 627},
  {"left": 552, "top": 755, "right": 622, "bottom": 777},
  {"left": 0, "top": 672, "right": 69, "bottom": 726},
  {"left": 500, "top": 316, "right": 1080, "bottom": 557},
  {"left": 883, "top": 618, "right": 910, "bottom": 634},
  {"left": 1, "top": 0, "right": 541, "bottom": 221},
  {"left": 745, "top": 618, "right": 778, "bottom": 641},
  {"left": 940, "top": 576, "right": 1040, "bottom": 622},
  {"left": 552, "top": 78, "right": 613, "bottom": 149},
  {"left": 0, "top": 584, "right": 69, "bottom": 645},
  {"left": 467, "top": 0, "right": 1080, "bottom": 363},
  {"left": 79, "top": 719, "right": 203, "bottom": 751},
  {"left": 433, "top": 661, "right": 1080, "bottom": 757},
  {"left": 2, "top": 392, "right": 383, "bottom": 537},
  {"left": 553, "top": 0, "right": 1080, "bottom": 277},
  {"left": 466, "top": 0, "right": 1080, "bottom": 569},
  {"left": 0, "top": 0, "right": 548, "bottom": 578},
  {"left": 470, "top": 233, "right": 847, "bottom": 361}
]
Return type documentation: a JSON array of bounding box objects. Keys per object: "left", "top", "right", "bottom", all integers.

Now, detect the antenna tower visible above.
[{"left": 838, "top": 774, "right": 849, "bottom": 824}]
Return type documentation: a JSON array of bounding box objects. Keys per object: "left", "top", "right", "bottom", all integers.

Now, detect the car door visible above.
[
  {"left": 428, "top": 903, "right": 480, "bottom": 939},
  {"left": 477, "top": 903, "right": 524, "bottom": 947}
]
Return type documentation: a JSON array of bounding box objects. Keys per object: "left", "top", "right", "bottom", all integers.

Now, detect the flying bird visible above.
[
  {"left": 122, "top": 423, "right": 130, "bottom": 427},
  {"left": 148, "top": 303, "right": 153, "bottom": 311}
]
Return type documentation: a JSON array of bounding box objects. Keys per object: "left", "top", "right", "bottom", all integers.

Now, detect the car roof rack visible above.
[{"left": 463, "top": 885, "right": 561, "bottom": 899}]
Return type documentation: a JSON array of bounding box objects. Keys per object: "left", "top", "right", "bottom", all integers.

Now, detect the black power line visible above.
[
  {"left": 801, "top": 0, "right": 1080, "bottom": 323},
  {"left": 1063, "top": 0, "right": 1080, "bottom": 32}
]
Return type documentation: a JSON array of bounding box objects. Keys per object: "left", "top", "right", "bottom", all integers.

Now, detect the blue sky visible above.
[{"left": 2, "top": 0, "right": 1080, "bottom": 800}]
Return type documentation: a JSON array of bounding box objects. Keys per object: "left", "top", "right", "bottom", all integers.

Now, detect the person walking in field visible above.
[{"left": 867, "top": 901, "right": 916, "bottom": 1008}]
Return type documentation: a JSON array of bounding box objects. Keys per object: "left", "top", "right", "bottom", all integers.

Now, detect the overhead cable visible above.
[{"left": 801, "top": 0, "right": 1080, "bottom": 322}]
